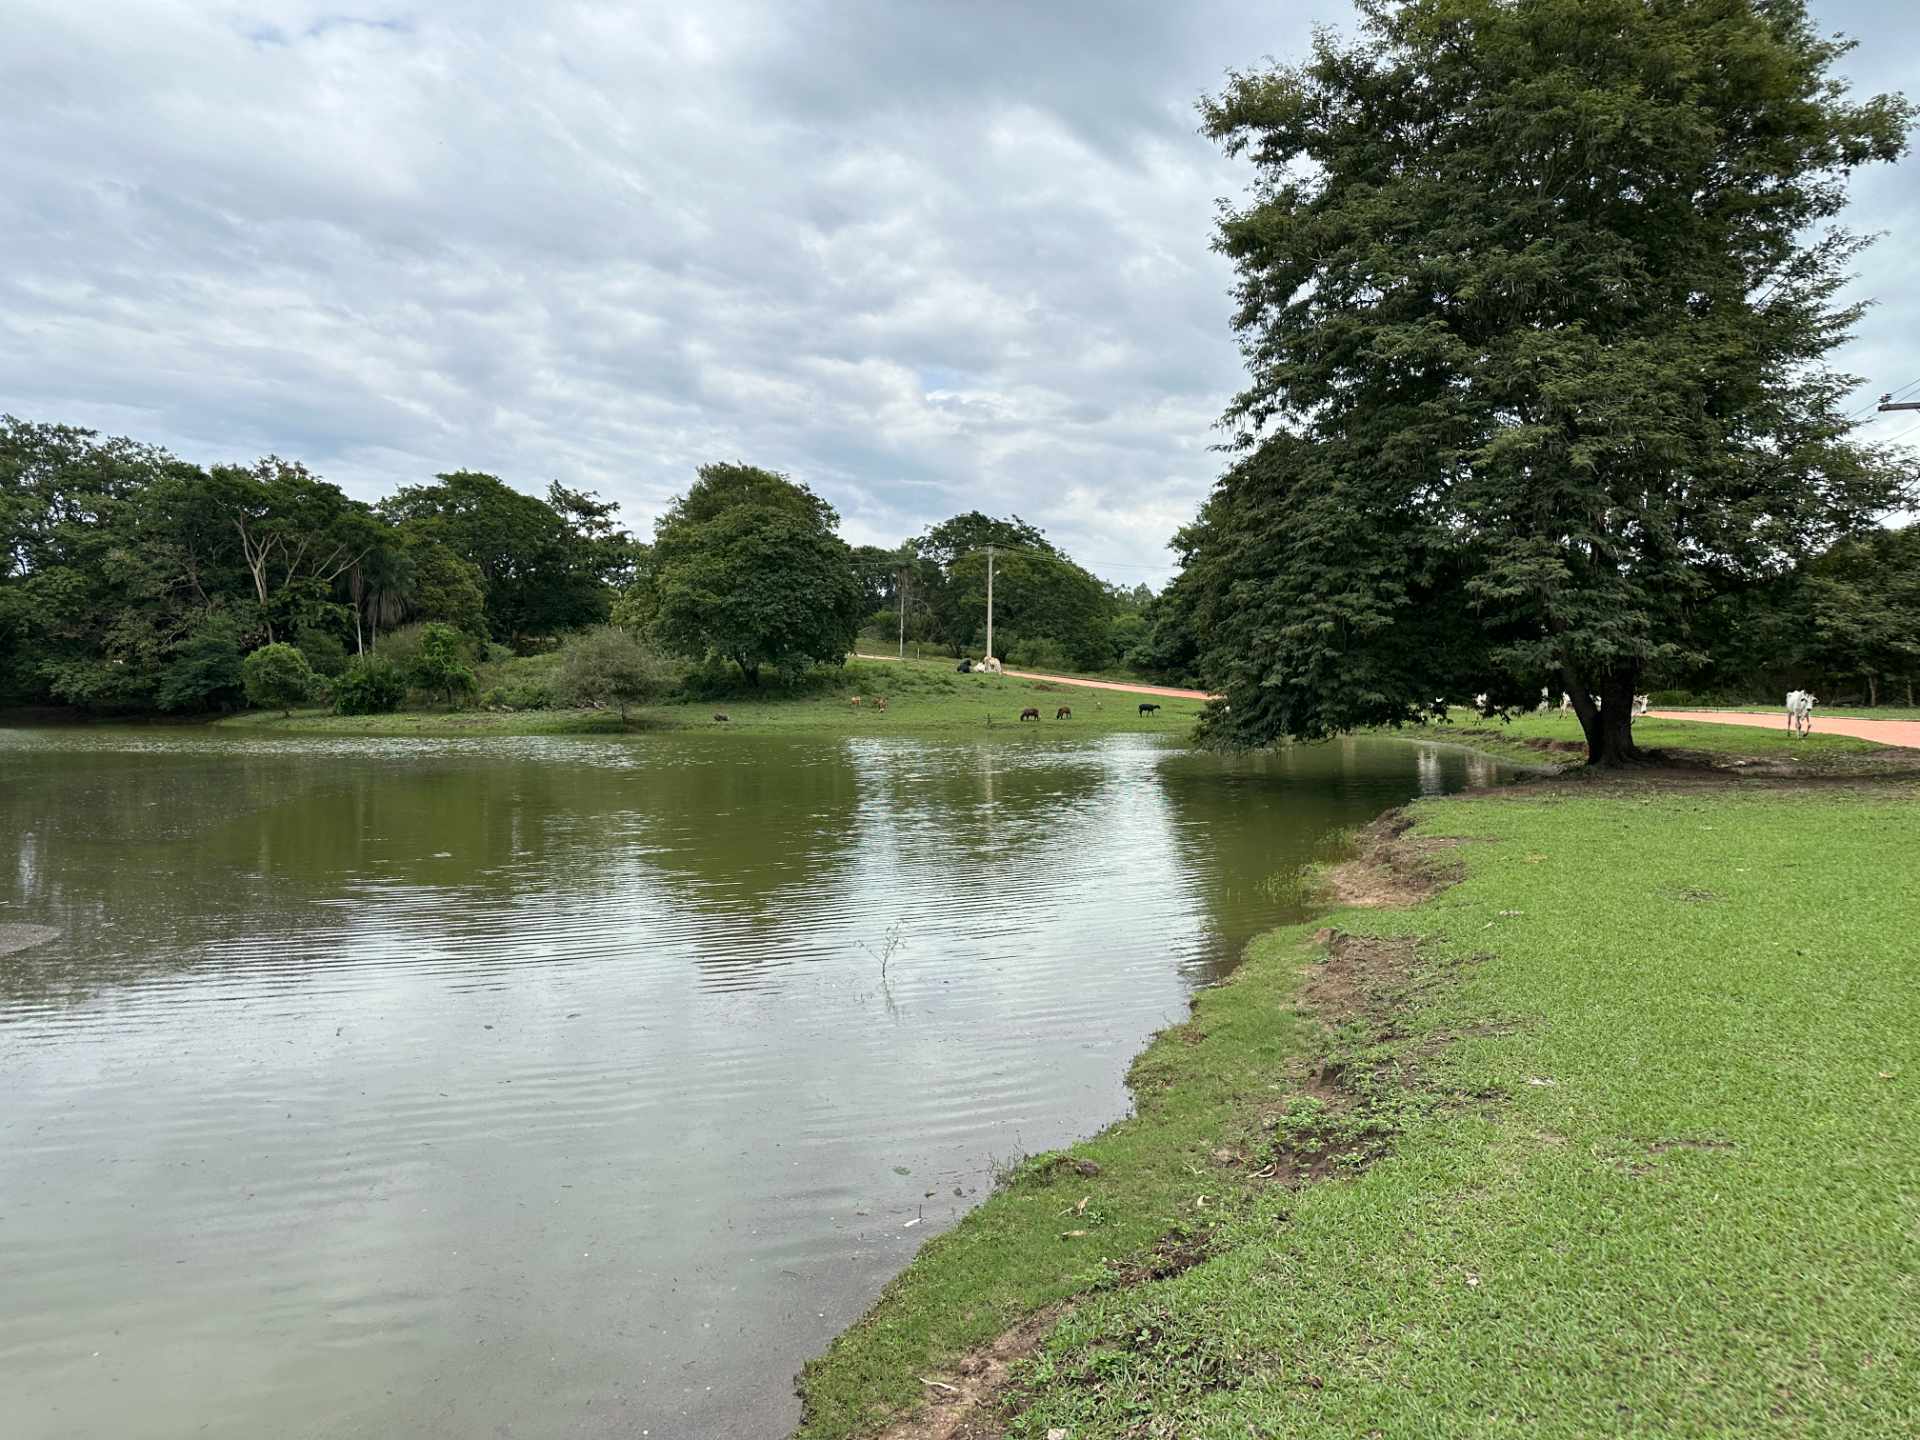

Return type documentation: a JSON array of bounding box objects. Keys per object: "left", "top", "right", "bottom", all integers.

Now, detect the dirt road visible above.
[
  {"left": 855, "top": 655, "right": 1215, "bottom": 701},
  {"left": 1648, "top": 709, "right": 1920, "bottom": 748}
]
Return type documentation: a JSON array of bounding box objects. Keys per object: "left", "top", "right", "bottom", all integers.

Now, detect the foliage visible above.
[
  {"left": 381, "top": 469, "right": 625, "bottom": 643},
  {"left": 332, "top": 653, "right": 409, "bottom": 715},
  {"left": 552, "top": 625, "right": 676, "bottom": 723},
  {"left": 155, "top": 613, "right": 248, "bottom": 713},
  {"left": 292, "top": 624, "right": 350, "bottom": 678},
  {"left": 937, "top": 544, "right": 1117, "bottom": 670},
  {"left": 649, "top": 463, "right": 866, "bottom": 685},
  {"left": 240, "top": 642, "right": 315, "bottom": 715},
  {"left": 1185, "top": 0, "right": 1915, "bottom": 765},
  {"left": 1804, "top": 525, "right": 1920, "bottom": 706},
  {"left": 410, "top": 622, "right": 477, "bottom": 707}
]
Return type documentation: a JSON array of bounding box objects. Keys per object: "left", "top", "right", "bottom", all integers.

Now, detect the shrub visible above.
[
  {"left": 411, "top": 622, "right": 478, "bottom": 707},
  {"left": 333, "top": 654, "right": 409, "bottom": 715},
  {"left": 157, "top": 616, "right": 247, "bottom": 713},
  {"left": 374, "top": 622, "right": 429, "bottom": 676},
  {"left": 241, "top": 642, "right": 316, "bottom": 716},
  {"left": 554, "top": 626, "right": 676, "bottom": 724}
]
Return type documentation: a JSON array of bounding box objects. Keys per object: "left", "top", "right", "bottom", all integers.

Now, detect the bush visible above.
[
  {"left": 553, "top": 626, "right": 676, "bottom": 723},
  {"left": 333, "top": 654, "right": 409, "bottom": 715},
  {"left": 479, "top": 680, "right": 554, "bottom": 711},
  {"left": 157, "top": 616, "right": 247, "bottom": 713},
  {"left": 293, "top": 626, "right": 350, "bottom": 678},
  {"left": 1003, "top": 633, "right": 1075, "bottom": 672},
  {"left": 411, "top": 622, "right": 478, "bottom": 707},
  {"left": 241, "top": 642, "right": 316, "bottom": 715},
  {"left": 374, "top": 622, "right": 430, "bottom": 676}
]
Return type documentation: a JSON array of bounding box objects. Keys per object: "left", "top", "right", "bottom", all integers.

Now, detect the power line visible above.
[{"left": 1851, "top": 376, "right": 1920, "bottom": 421}]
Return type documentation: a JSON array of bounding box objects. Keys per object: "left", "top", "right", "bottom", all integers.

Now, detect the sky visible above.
[{"left": 3, "top": 2, "right": 1918, "bottom": 586}]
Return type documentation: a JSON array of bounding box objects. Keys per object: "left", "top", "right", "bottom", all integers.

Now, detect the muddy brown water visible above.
[{"left": 0, "top": 728, "right": 1508, "bottom": 1439}]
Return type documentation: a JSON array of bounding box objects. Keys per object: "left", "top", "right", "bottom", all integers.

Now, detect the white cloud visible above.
[{"left": 3, "top": 0, "right": 1916, "bottom": 584}]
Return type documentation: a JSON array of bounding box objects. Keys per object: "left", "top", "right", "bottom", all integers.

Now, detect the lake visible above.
[{"left": 0, "top": 727, "right": 1507, "bottom": 1439}]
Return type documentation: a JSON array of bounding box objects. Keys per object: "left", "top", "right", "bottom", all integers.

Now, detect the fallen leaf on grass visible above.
[
  {"left": 1525, "top": 1077, "right": 1557, "bottom": 1087},
  {"left": 1464, "top": 1272, "right": 1481, "bottom": 1288},
  {"left": 1060, "top": 1229, "right": 1089, "bottom": 1240}
]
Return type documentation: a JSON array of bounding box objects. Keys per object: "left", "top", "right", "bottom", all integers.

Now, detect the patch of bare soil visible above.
[
  {"left": 1318, "top": 808, "right": 1479, "bottom": 909},
  {"left": 867, "top": 1304, "right": 1070, "bottom": 1440},
  {"left": 1301, "top": 929, "right": 1420, "bottom": 1023}
]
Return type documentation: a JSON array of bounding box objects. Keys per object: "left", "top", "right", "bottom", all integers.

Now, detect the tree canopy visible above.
[
  {"left": 648, "top": 464, "right": 866, "bottom": 684},
  {"left": 382, "top": 470, "right": 627, "bottom": 643},
  {"left": 1186, "top": 0, "right": 1914, "bottom": 764}
]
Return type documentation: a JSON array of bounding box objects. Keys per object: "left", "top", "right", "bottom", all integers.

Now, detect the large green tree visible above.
[
  {"left": 1189, "top": 0, "right": 1914, "bottom": 764},
  {"left": 649, "top": 463, "right": 864, "bottom": 685}
]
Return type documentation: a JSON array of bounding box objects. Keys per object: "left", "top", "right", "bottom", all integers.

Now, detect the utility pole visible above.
[
  {"left": 985, "top": 544, "right": 995, "bottom": 663},
  {"left": 1877, "top": 393, "right": 1920, "bottom": 412}
]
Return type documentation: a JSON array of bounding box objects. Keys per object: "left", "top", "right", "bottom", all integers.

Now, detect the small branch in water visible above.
[{"left": 859, "top": 918, "right": 907, "bottom": 981}]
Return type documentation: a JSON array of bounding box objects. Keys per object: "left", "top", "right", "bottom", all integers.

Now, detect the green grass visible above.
[
  {"left": 212, "top": 657, "right": 1207, "bottom": 738},
  {"left": 797, "top": 777, "right": 1920, "bottom": 1437}
]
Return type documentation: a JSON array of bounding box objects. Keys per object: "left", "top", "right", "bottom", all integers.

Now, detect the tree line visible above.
[{"left": 0, "top": 421, "right": 1158, "bottom": 716}]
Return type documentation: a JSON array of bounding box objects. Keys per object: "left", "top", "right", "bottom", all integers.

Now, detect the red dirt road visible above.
[
  {"left": 854, "top": 655, "right": 1215, "bottom": 701},
  {"left": 1648, "top": 709, "right": 1920, "bottom": 749}
]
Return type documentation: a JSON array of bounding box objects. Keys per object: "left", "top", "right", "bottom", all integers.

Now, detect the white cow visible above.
[
  {"left": 1632, "top": 694, "right": 1650, "bottom": 717},
  {"left": 1786, "top": 690, "right": 1816, "bottom": 736},
  {"left": 1536, "top": 687, "right": 1551, "bottom": 716}
]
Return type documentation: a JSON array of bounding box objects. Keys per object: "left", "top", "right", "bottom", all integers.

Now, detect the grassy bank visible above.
[
  {"left": 212, "top": 656, "right": 1208, "bottom": 738},
  {"left": 796, "top": 773, "right": 1920, "bottom": 1438}
]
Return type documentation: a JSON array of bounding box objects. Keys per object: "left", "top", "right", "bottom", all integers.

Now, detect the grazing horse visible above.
[
  {"left": 1019, "top": 707, "right": 1041, "bottom": 721},
  {"left": 1055, "top": 706, "right": 1071, "bottom": 720},
  {"left": 1138, "top": 702, "right": 1161, "bottom": 716},
  {"left": 874, "top": 696, "right": 888, "bottom": 712}
]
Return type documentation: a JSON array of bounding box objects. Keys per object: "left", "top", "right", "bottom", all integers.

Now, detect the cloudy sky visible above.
[{"left": 4, "top": 1, "right": 1917, "bottom": 584}]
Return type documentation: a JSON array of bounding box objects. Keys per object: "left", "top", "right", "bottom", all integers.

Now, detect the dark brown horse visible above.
[
  {"left": 1055, "top": 706, "right": 1072, "bottom": 720},
  {"left": 1019, "top": 707, "right": 1041, "bottom": 721}
]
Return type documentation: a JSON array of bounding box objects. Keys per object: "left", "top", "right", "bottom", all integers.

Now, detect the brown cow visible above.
[
  {"left": 1019, "top": 707, "right": 1041, "bottom": 721},
  {"left": 850, "top": 695, "right": 862, "bottom": 708},
  {"left": 1055, "top": 706, "right": 1072, "bottom": 720},
  {"left": 874, "top": 696, "right": 888, "bottom": 712}
]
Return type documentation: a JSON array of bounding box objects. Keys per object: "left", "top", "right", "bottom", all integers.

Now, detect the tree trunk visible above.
[
  {"left": 1565, "top": 664, "right": 1644, "bottom": 767},
  {"left": 1867, "top": 673, "right": 1879, "bottom": 708}
]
